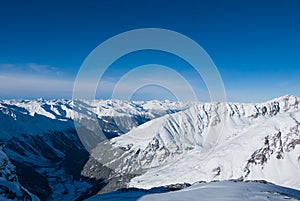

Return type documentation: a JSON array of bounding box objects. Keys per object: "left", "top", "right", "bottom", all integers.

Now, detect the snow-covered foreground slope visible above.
[
  {"left": 86, "top": 180, "right": 300, "bottom": 201},
  {"left": 90, "top": 95, "right": 300, "bottom": 190}
]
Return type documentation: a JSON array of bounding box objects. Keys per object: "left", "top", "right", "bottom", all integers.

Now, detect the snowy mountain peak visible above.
[{"left": 87, "top": 95, "right": 300, "bottom": 191}]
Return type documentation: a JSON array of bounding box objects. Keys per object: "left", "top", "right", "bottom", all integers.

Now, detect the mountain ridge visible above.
[{"left": 88, "top": 94, "right": 300, "bottom": 190}]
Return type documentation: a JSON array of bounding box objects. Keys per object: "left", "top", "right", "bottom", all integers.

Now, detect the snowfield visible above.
[
  {"left": 138, "top": 180, "right": 300, "bottom": 201},
  {"left": 86, "top": 180, "right": 300, "bottom": 201}
]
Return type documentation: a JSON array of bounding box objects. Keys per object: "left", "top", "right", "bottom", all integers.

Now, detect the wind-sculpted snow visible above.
[{"left": 89, "top": 95, "right": 300, "bottom": 190}]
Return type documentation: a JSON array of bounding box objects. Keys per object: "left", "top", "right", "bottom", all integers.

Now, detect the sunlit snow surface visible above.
[
  {"left": 86, "top": 180, "right": 300, "bottom": 201},
  {"left": 90, "top": 95, "right": 300, "bottom": 190}
]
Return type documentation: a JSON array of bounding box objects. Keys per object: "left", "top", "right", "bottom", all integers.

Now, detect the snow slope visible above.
[
  {"left": 90, "top": 95, "right": 300, "bottom": 190},
  {"left": 86, "top": 180, "right": 300, "bottom": 201}
]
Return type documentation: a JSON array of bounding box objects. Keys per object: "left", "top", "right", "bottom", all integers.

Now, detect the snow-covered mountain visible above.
[
  {"left": 0, "top": 99, "right": 187, "bottom": 200},
  {"left": 0, "top": 95, "right": 299, "bottom": 200},
  {"left": 89, "top": 95, "right": 300, "bottom": 190}
]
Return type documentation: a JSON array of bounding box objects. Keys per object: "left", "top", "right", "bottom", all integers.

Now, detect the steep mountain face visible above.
[
  {"left": 0, "top": 99, "right": 187, "bottom": 200},
  {"left": 88, "top": 95, "right": 300, "bottom": 190},
  {"left": 0, "top": 146, "right": 39, "bottom": 201}
]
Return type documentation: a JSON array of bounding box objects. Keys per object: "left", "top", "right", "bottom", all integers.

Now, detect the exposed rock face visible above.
[{"left": 245, "top": 126, "right": 300, "bottom": 175}]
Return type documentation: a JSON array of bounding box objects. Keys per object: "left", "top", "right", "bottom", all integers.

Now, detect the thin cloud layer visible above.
[
  {"left": 0, "top": 63, "right": 73, "bottom": 99},
  {"left": 0, "top": 63, "right": 63, "bottom": 77}
]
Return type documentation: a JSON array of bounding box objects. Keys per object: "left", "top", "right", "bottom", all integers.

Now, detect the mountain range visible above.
[{"left": 0, "top": 95, "right": 299, "bottom": 200}]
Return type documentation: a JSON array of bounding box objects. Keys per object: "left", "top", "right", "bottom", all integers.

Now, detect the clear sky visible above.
[{"left": 0, "top": 0, "right": 299, "bottom": 102}]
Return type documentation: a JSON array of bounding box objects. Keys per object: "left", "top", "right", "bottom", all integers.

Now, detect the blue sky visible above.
[{"left": 0, "top": 0, "right": 299, "bottom": 102}]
